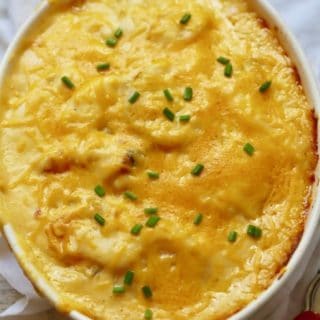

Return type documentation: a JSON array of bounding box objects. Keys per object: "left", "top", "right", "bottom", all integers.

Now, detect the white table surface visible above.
[{"left": 0, "top": 0, "right": 319, "bottom": 319}]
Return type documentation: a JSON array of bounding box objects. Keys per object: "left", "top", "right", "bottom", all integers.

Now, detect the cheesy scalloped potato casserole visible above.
[{"left": 0, "top": 0, "right": 317, "bottom": 319}]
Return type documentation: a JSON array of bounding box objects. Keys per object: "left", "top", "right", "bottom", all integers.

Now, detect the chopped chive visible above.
[
  {"left": 147, "top": 171, "right": 160, "bottom": 180},
  {"left": 128, "top": 91, "right": 140, "bottom": 104},
  {"left": 106, "top": 38, "right": 117, "bottom": 47},
  {"left": 217, "top": 56, "right": 230, "bottom": 65},
  {"left": 191, "top": 163, "right": 204, "bottom": 176},
  {"left": 163, "top": 89, "right": 174, "bottom": 102},
  {"left": 146, "top": 215, "right": 161, "bottom": 228},
  {"left": 142, "top": 286, "right": 153, "bottom": 298},
  {"left": 243, "top": 143, "right": 255, "bottom": 156},
  {"left": 124, "top": 191, "right": 138, "bottom": 201},
  {"left": 94, "top": 185, "right": 106, "bottom": 197},
  {"left": 163, "top": 107, "right": 175, "bottom": 121},
  {"left": 94, "top": 213, "right": 105, "bottom": 226},
  {"left": 179, "top": 114, "right": 191, "bottom": 122},
  {"left": 96, "top": 63, "right": 110, "bottom": 72},
  {"left": 247, "top": 225, "right": 262, "bottom": 239},
  {"left": 124, "top": 271, "right": 134, "bottom": 286},
  {"left": 144, "top": 309, "right": 153, "bottom": 320},
  {"left": 228, "top": 231, "right": 238, "bottom": 243},
  {"left": 259, "top": 81, "right": 272, "bottom": 93},
  {"left": 144, "top": 207, "right": 158, "bottom": 215},
  {"left": 193, "top": 213, "right": 203, "bottom": 225},
  {"left": 114, "top": 28, "right": 123, "bottom": 39},
  {"left": 61, "top": 76, "right": 75, "bottom": 89},
  {"left": 131, "top": 224, "right": 143, "bottom": 235},
  {"left": 183, "top": 87, "right": 193, "bottom": 101},
  {"left": 113, "top": 285, "right": 125, "bottom": 294},
  {"left": 224, "top": 63, "right": 233, "bottom": 78},
  {"left": 180, "top": 13, "right": 192, "bottom": 25}
]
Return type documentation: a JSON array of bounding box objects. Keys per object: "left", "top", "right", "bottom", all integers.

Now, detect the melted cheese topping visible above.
[{"left": 0, "top": 0, "right": 317, "bottom": 319}]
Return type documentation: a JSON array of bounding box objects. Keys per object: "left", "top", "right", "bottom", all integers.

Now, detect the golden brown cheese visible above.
[{"left": 0, "top": 0, "right": 317, "bottom": 319}]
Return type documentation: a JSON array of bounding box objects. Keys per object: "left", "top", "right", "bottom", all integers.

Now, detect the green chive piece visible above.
[
  {"left": 94, "top": 213, "right": 105, "bottom": 226},
  {"left": 247, "top": 225, "right": 262, "bottom": 239},
  {"left": 191, "top": 163, "right": 204, "bottom": 176},
  {"left": 228, "top": 231, "right": 238, "bottom": 243},
  {"left": 179, "top": 114, "right": 191, "bottom": 122},
  {"left": 144, "top": 207, "right": 158, "bottom": 215},
  {"left": 96, "top": 63, "right": 110, "bottom": 72},
  {"left": 124, "top": 271, "right": 134, "bottom": 286},
  {"left": 224, "top": 63, "right": 233, "bottom": 78},
  {"left": 193, "top": 213, "right": 203, "bottom": 225},
  {"left": 94, "top": 185, "right": 106, "bottom": 197},
  {"left": 163, "top": 107, "right": 175, "bottom": 121},
  {"left": 163, "top": 89, "right": 174, "bottom": 102},
  {"left": 113, "top": 285, "right": 125, "bottom": 294},
  {"left": 131, "top": 224, "right": 143, "bottom": 235},
  {"left": 124, "top": 191, "right": 138, "bottom": 201},
  {"left": 147, "top": 171, "right": 160, "bottom": 180},
  {"left": 146, "top": 215, "right": 161, "bottom": 228},
  {"left": 180, "top": 13, "right": 192, "bottom": 25},
  {"left": 217, "top": 56, "right": 230, "bottom": 65},
  {"left": 142, "top": 286, "right": 153, "bottom": 298},
  {"left": 61, "top": 76, "right": 75, "bottom": 89},
  {"left": 243, "top": 143, "right": 255, "bottom": 156},
  {"left": 183, "top": 87, "right": 193, "bottom": 101},
  {"left": 114, "top": 28, "right": 123, "bottom": 39},
  {"left": 106, "top": 38, "right": 117, "bottom": 47},
  {"left": 128, "top": 91, "right": 141, "bottom": 104},
  {"left": 259, "top": 81, "right": 272, "bottom": 93},
  {"left": 144, "top": 309, "right": 153, "bottom": 320}
]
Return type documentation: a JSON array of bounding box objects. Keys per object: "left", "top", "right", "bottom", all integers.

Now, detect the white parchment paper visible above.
[
  {"left": 0, "top": 236, "right": 51, "bottom": 318},
  {"left": 0, "top": 0, "right": 319, "bottom": 319}
]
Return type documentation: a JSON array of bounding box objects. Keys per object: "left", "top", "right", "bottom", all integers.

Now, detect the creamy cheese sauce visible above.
[{"left": 0, "top": 0, "right": 317, "bottom": 319}]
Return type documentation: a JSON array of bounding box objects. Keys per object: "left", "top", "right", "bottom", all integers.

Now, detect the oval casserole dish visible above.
[{"left": 0, "top": 0, "right": 319, "bottom": 319}]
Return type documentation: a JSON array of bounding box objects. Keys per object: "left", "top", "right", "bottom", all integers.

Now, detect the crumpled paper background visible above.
[
  {"left": 0, "top": 238, "right": 52, "bottom": 319},
  {"left": 0, "top": 0, "right": 319, "bottom": 319}
]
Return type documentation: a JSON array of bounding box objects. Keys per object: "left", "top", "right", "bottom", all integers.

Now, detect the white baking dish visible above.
[{"left": 0, "top": 1, "right": 319, "bottom": 319}]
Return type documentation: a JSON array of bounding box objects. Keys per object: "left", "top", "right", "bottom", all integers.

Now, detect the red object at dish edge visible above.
[{"left": 295, "top": 311, "right": 320, "bottom": 320}]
